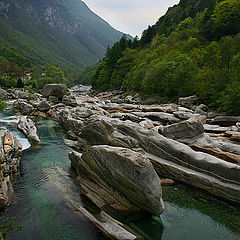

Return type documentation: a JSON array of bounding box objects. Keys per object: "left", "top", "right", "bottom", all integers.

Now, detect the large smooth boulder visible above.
[
  {"left": 210, "top": 116, "right": 240, "bottom": 126},
  {"left": 15, "top": 100, "right": 34, "bottom": 115},
  {"left": 161, "top": 117, "right": 204, "bottom": 139},
  {"left": 204, "top": 124, "right": 230, "bottom": 133},
  {"left": 179, "top": 95, "right": 197, "bottom": 108},
  {"left": 0, "top": 88, "right": 8, "bottom": 99},
  {"left": 69, "top": 145, "right": 164, "bottom": 218},
  {"left": 48, "top": 96, "right": 59, "bottom": 104},
  {"left": 195, "top": 104, "right": 208, "bottom": 115},
  {"left": 17, "top": 116, "right": 40, "bottom": 145},
  {"left": 173, "top": 111, "right": 200, "bottom": 120},
  {"left": 41, "top": 84, "right": 67, "bottom": 99},
  {"left": 37, "top": 100, "right": 50, "bottom": 112},
  {"left": 142, "top": 104, "right": 178, "bottom": 113}
]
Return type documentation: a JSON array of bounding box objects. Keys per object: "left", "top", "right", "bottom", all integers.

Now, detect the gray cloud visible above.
[{"left": 83, "top": 0, "right": 179, "bottom": 37}]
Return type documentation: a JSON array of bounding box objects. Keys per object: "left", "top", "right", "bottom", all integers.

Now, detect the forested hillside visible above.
[
  {"left": 89, "top": 0, "right": 240, "bottom": 114},
  {"left": 0, "top": 44, "right": 74, "bottom": 90},
  {"left": 0, "top": 0, "right": 124, "bottom": 70},
  {"left": 0, "top": 44, "right": 31, "bottom": 88}
]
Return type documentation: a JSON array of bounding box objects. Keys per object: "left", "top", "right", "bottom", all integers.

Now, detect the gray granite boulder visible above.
[
  {"left": 173, "top": 111, "right": 200, "bottom": 120},
  {"left": 132, "top": 112, "right": 180, "bottom": 124},
  {"left": 15, "top": 100, "right": 34, "bottom": 115},
  {"left": 17, "top": 116, "right": 40, "bottom": 145},
  {"left": 161, "top": 117, "right": 204, "bottom": 139},
  {"left": 210, "top": 116, "right": 240, "bottom": 126},
  {"left": 69, "top": 145, "right": 164, "bottom": 218},
  {"left": 62, "top": 95, "right": 77, "bottom": 107},
  {"left": 179, "top": 95, "right": 197, "bottom": 108},
  {"left": 73, "top": 116, "right": 240, "bottom": 204},
  {"left": 41, "top": 84, "right": 67, "bottom": 99},
  {"left": 204, "top": 124, "right": 230, "bottom": 133},
  {"left": 37, "top": 100, "right": 50, "bottom": 112},
  {"left": 0, "top": 88, "right": 8, "bottom": 99},
  {"left": 48, "top": 96, "right": 59, "bottom": 104},
  {"left": 195, "top": 104, "right": 208, "bottom": 115},
  {"left": 13, "top": 90, "right": 29, "bottom": 99}
]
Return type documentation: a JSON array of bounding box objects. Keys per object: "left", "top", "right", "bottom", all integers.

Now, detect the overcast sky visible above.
[{"left": 83, "top": 0, "right": 179, "bottom": 37}]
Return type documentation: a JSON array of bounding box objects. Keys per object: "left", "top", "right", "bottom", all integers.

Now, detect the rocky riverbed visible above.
[
  {"left": 1, "top": 85, "right": 240, "bottom": 239},
  {"left": 0, "top": 128, "right": 22, "bottom": 209}
]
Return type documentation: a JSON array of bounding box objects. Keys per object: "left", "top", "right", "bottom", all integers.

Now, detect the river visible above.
[{"left": 0, "top": 105, "right": 240, "bottom": 240}]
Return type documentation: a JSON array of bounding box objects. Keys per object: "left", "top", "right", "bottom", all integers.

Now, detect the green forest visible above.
[
  {"left": 0, "top": 44, "right": 73, "bottom": 91},
  {"left": 88, "top": 0, "right": 240, "bottom": 114}
]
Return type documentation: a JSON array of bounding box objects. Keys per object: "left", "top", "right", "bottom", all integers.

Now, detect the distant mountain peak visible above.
[{"left": 0, "top": 0, "right": 126, "bottom": 70}]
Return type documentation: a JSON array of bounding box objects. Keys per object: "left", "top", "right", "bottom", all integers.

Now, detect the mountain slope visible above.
[
  {"left": 90, "top": 0, "right": 240, "bottom": 114},
  {"left": 0, "top": 0, "right": 124, "bottom": 70}
]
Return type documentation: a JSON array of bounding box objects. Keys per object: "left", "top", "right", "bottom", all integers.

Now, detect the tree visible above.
[
  {"left": 132, "top": 36, "right": 139, "bottom": 49},
  {"left": 201, "top": 41, "right": 219, "bottom": 69},
  {"left": 0, "top": 76, "right": 17, "bottom": 89},
  {"left": 0, "top": 98, "right": 6, "bottom": 111},
  {"left": 110, "top": 49, "right": 136, "bottom": 89},
  {"left": 16, "top": 79, "right": 24, "bottom": 88},
  {"left": 37, "top": 65, "right": 71, "bottom": 89},
  {"left": 212, "top": 0, "right": 240, "bottom": 36}
]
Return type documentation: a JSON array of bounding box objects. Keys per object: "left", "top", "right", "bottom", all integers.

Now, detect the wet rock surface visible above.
[
  {"left": 17, "top": 116, "right": 40, "bottom": 145},
  {"left": 69, "top": 145, "right": 164, "bottom": 219},
  {"left": 0, "top": 128, "right": 22, "bottom": 209}
]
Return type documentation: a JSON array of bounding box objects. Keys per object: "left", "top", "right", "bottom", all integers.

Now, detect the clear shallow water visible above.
[
  {"left": 1, "top": 115, "right": 106, "bottom": 240},
  {"left": 133, "top": 185, "right": 240, "bottom": 240},
  {"left": 0, "top": 107, "right": 240, "bottom": 240},
  {"left": 0, "top": 106, "right": 30, "bottom": 150}
]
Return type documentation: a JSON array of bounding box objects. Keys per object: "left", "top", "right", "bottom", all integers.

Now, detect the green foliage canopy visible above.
[{"left": 89, "top": 0, "right": 240, "bottom": 114}]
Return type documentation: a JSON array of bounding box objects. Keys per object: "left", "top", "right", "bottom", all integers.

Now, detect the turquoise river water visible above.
[{"left": 0, "top": 106, "right": 240, "bottom": 240}]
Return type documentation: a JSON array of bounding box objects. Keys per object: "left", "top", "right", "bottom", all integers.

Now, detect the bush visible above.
[
  {"left": 0, "top": 76, "right": 17, "bottom": 89},
  {"left": 218, "top": 80, "right": 240, "bottom": 114},
  {"left": 0, "top": 217, "right": 22, "bottom": 240},
  {"left": 0, "top": 98, "right": 6, "bottom": 111}
]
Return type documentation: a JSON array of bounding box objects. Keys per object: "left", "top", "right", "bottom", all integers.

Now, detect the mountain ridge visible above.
[{"left": 0, "top": 0, "right": 125, "bottom": 70}]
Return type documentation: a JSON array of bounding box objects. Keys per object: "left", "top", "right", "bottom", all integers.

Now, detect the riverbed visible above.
[{"left": 1, "top": 106, "right": 240, "bottom": 240}]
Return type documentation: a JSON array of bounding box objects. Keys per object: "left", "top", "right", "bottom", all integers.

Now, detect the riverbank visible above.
[
  {"left": 1, "top": 85, "right": 240, "bottom": 239},
  {"left": 0, "top": 109, "right": 107, "bottom": 240}
]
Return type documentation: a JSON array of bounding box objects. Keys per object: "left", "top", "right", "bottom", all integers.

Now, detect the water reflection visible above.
[
  {"left": 1, "top": 114, "right": 106, "bottom": 240},
  {"left": 133, "top": 184, "right": 240, "bottom": 240}
]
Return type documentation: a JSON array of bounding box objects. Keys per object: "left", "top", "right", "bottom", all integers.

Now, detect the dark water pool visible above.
[{"left": 1, "top": 107, "right": 240, "bottom": 240}]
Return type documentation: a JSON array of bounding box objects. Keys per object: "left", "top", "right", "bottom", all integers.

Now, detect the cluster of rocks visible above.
[
  {"left": 3, "top": 85, "right": 165, "bottom": 238},
  {"left": 11, "top": 85, "right": 239, "bottom": 207},
  {"left": 56, "top": 92, "right": 240, "bottom": 206},
  {"left": 3, "top": 85, "right": 240, "bottom": 238},
  {"left": 0, "top": 128, "right": 22, "bottom": 209},
  {"left": 12, "top": 84, "right": 70, "bottom": 145}
]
